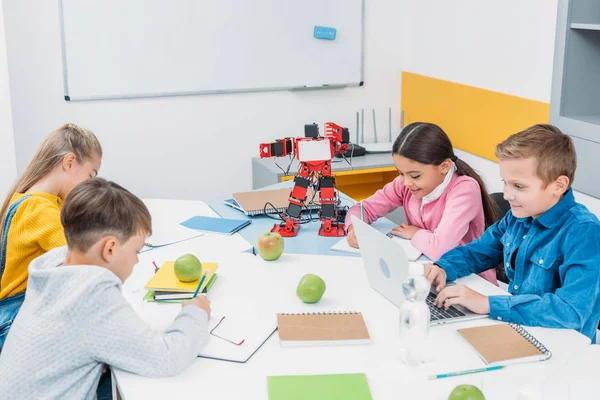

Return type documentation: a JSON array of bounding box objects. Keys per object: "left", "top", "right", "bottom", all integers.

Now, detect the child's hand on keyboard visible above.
[
  {"left": 424, "top": 263, "right": 447, "bottom": 292},
  {"left": 434, "top": 284, "right": 490, "bottom": 315}
]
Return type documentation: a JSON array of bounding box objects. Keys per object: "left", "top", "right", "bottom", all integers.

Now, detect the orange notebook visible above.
[
  {"left": 457, "top": 323, "right": 552, "bottom": 366},
  {"left": 277, "top": 312, "right": 371, "bottom": 347},
  {"left": 145, "top": 261, "right": 218, "bottom": 293}
]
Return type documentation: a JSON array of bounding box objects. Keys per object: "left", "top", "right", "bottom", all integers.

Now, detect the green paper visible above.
[{"left": 267, "top": 373, "right": 372, "bottom": 400}]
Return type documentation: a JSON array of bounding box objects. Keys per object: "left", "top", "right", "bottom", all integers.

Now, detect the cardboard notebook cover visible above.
[
  {"left": 277, "top": 312, "right": 370, "bottom": 347},
  {"left": 232, "top": 188, "right": 319, "bottom": 216},
  {"left": 144, "top": 261, "right": 218, "bottom": 293},
  {"left": 457, "top": 323, "right": 552, "bottom": 365}
]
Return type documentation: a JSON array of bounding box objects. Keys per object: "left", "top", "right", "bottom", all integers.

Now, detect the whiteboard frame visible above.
[{"left": 58, "top": 0, "right": 365, "bottom": 102}]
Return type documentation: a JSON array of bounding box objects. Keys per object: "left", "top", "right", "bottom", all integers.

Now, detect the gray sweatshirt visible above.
[{"left": 0, "top": 246, "right": 209, "bottom": 399}]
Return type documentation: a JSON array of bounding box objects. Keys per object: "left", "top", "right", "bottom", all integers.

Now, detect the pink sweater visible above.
[{"left": 345, "top": 173, "right": 498, "bottom": 285}]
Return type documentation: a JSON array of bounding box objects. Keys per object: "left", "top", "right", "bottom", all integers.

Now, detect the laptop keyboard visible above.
[{"left": 426, "top": 291, "right": 466, "bottom": 321}]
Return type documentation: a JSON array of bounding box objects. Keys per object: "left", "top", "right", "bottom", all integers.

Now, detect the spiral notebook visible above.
[
  {"left": 457, "top": 323, "right": 552, "bottom": 366},
  {"left": 229, "top": 188, "right": 320, "bottom": 216},
  {"left": 277, "top": 311, "right": 370, "bottom": 347}
]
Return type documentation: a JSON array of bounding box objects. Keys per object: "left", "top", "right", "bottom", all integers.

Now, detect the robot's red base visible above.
[
  {"left": 270, "top": 222, "right": 345, "bottom": 237},
  {"left": 318, "top": 223, "right": 346, "bottom": 237},
  {"left": 271, "top": 223, "right": 300, "bottom": 237}
]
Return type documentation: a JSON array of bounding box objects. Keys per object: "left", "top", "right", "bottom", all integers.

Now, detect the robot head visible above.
[{"left": 304, "top": 123, "right": 320, "bottom": 138}]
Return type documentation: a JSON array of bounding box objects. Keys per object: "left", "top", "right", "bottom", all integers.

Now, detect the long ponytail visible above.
[
  {"left": 0, "top": 123, "right": 102, "bottom": 234},
  {"left": 393, "top": 122, "right": 500, "bottom": 228},
  {"left": 453, "top": 159, "right": 500, "bottom": 228}
]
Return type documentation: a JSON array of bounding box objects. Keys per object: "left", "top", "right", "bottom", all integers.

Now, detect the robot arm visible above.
[
  {"left": 324, "top": 122, "right": 350, "bottom": 156},
  {"left": 259, "top": 138, "right": 295, "bottom": 158}
]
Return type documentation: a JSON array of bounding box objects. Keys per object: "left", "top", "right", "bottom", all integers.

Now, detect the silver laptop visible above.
[{"left": 351, "top": 215, "right": 488, "bottom": 325}]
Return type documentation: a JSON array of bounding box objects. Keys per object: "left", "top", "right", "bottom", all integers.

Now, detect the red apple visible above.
[{"left": 257, "top": 232, "right": 284, "bottom": 261}]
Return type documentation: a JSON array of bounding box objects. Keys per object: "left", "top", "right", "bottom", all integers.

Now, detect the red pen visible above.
[{"left": 152, "top": 261, "right": 159, "bottom": 273}]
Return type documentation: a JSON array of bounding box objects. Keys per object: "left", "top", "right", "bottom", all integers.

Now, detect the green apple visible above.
[
  {"left": 296, "top": 274, "right": 326, "bottom": 303},
  {"left": 448, "top": 385, "right": 485, "bottom": 400},
  {"left": 174, "top": 254, "right": 202, "bottom": 282},
  {"left": 257, "top": 232, "right": 284, "bottom": 261}
]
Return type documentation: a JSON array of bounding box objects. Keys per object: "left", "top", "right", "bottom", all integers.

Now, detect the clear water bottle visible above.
[{"left": 399, "top": 275, "right": 431, "bottom": 367}]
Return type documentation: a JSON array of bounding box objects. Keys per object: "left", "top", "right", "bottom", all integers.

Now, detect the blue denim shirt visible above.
[{"left": 436, "top": 189, "right": 600, "bottom": 343}]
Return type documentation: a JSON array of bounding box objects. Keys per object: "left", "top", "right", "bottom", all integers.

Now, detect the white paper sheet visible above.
[{"left": 331, "top": 234, "right": 422, "bottom": 261}]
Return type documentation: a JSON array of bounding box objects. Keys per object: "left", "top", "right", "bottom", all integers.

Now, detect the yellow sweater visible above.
[{"left": 0, "top": 192, "right": 66, "bottom": 300}]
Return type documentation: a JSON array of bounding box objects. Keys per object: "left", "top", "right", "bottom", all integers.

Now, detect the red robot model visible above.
[{"left": 259, "top": 122, "right": 350, "bottom": 237}]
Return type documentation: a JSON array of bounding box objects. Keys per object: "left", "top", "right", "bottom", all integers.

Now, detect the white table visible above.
[
  {"left": 114, "top": 250, "right": 591, "bottom": 400},
  {"left": 141, "top": 198, "right": 253, "bottom": 254}
]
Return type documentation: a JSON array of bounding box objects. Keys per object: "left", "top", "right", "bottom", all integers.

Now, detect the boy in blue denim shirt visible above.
[{"left": 425, "top": 124, "right": 600, "bottom": 342}]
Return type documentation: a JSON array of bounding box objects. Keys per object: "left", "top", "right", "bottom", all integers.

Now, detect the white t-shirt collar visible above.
[{"left": 420, "top": 162, "right": 457, "bottom": 215}]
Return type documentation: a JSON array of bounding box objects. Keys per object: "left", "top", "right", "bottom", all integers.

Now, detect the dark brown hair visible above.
[
  {"left": 496, "top": 124, "right": 576, "bottom": 188},
  {"left": 392, "top": 122, "right": 500, "bottom": 228},
  {"left": 61, "top": 178, "right": 152, "bottom": 252}
]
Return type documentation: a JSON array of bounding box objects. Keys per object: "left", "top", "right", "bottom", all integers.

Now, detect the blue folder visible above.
[{"left": 180, "top": 216, "right": 251, "bottom": 235}]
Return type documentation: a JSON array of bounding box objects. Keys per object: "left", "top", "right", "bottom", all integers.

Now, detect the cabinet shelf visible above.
[
  {"left": 564, "top": 114, "right": 600, "bottom": 126},
  {"left": 570, "top": 23, "right": 600, "bottom": 31},
  {"left": 550, "top": 0, "right": 600, "bottom": 198}
]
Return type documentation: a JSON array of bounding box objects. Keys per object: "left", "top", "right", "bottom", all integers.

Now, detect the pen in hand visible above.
[{"left": 193, "top": 270, "right": 209, "bottom": 298}]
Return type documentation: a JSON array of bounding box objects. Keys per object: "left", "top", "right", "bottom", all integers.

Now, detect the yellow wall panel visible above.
[{"left": 401, "top": 72, "right": 550, "bottom": 161}]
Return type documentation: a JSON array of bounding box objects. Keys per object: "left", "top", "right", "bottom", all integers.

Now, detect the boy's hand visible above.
[
  {"left": 390, "top": 223, "right": 421, "bottom": 240},
  {"left": 424, "top": 263, "right": 447, "bottom": 292},
  {"left": 434, "top": 285, "right": 490, "bottom": 315},
  {"left": 346, "top": 225, "right": 359, "bottom": 248},
  {"left": 183, "top": 295, "right": 211, "bottom": 319}
]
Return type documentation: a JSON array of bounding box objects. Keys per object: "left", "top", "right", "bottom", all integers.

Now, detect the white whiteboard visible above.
[{"left": 58, "top": 0, "right": 365, "bottom": 101}]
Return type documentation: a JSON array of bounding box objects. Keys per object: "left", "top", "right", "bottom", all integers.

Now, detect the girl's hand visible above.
[
  {"left": 434, "top": 285, "right": 490, "bottom": 315},
  {"left": 346, "top": 225, "right": 359, "bottom": 248},
  {"left": 390, "top": 223, "right": 421, "bottom": 239}
]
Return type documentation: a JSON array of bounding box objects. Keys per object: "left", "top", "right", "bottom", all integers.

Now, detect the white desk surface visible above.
[
  {"left": 115, "top": 251, "right": 592, "bottom": 400},
  {"left": 140, "top": 197, "right": 253, "bottom": 251}
]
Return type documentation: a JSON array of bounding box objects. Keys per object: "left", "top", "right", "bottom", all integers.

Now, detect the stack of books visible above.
[{"left": 143, "top": 261, "right": 219, "bottom": 303}]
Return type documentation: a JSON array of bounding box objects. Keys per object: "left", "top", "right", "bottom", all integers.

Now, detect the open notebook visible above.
[
  {"left": 277, "top": 311, "right": 370, "bottom": 347},
  {"left": 226, "top": 188, "right": 320, "bottom": 216},
  {"left": 457, "top": 323, "right": 552, "bottom": 366},
  {"left": 199, "top": 313, "right": 278, "bottom": 363},
  {"left": 331, "top": 234, "right": 422, "bottom": 261}
]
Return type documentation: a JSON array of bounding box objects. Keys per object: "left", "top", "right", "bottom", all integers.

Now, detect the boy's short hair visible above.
[
  {"left": 61, "top": 178, "right": 152, "bottom": 252},
  {"left": 495, "top": 124, "right": 577, "bottom": 188}
]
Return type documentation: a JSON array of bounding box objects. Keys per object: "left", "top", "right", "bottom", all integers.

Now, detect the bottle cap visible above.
[{"left": 402, "top": 275, "right": 431, "bottom": 301}]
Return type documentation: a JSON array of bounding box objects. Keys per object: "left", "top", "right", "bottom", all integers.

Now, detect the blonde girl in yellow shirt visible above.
[{"left": 0, "top": 123, "right": 102, "bottom": 349}]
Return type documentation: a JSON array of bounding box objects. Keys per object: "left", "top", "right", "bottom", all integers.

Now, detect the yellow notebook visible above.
[{"left": 145, "top": 261, "right": 218, "bottom": 293}]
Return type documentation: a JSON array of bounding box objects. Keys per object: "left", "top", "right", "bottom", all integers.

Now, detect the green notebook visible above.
[
  {"left": 143, "top": 273, "right": 218, "bottom": 303},
  {"left": 267, "top": 373, "right": 372, "bottom": 400}
]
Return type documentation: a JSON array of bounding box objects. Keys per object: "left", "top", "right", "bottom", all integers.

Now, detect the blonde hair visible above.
[
  {"left": 495, "top": 124, "right": 576, "bottom": 188},
  {"left": 61, "top": 178, "right": 152, "bottom": 252},
  {"left": 0, "top": 123, "right": 102, "bottom": 233}
]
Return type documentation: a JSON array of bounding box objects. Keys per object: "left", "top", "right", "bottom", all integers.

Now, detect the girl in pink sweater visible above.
[{"left": 345, "top": 122, "right": 500, "bottom": 285}]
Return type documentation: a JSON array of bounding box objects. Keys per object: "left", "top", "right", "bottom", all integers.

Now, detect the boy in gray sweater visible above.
[{"left": 0, "top": 178, "right": 212, "bottom": 399}]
